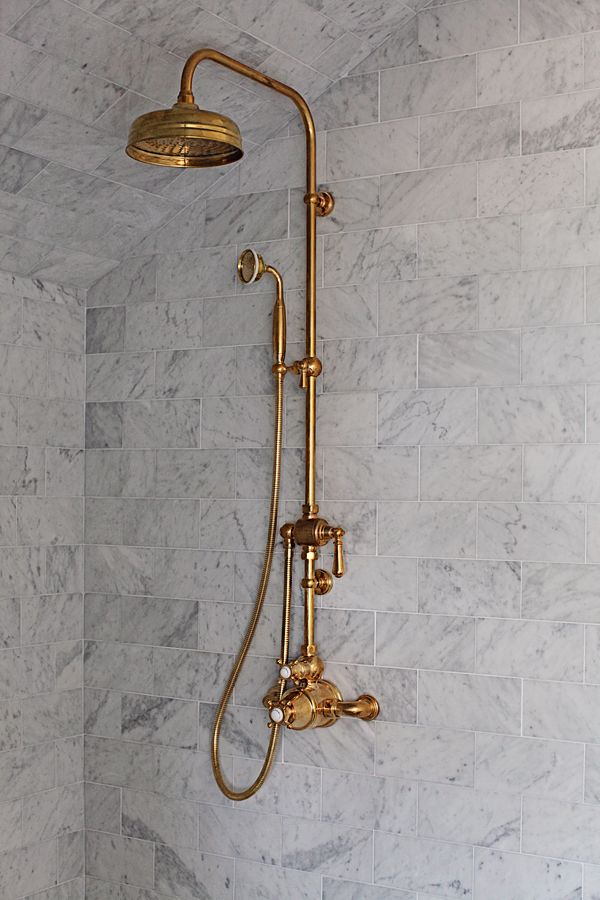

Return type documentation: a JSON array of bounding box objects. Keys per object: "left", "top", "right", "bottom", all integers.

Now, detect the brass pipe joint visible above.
[
  {"left": 289, "top": 356, "right": 322, "bottom": 389},
  {"left": 293, "top": 517, "right": 345, "bottom": 578}
]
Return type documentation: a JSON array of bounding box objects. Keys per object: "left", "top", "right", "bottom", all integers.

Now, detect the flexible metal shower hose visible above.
[{"left": 211, "top": 369, "right": 291, "bottom": 800}]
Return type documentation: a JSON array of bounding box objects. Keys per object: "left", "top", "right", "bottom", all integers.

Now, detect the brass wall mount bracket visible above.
[{"left": 304, "top": 190, "right": 335, "bottom": 217}]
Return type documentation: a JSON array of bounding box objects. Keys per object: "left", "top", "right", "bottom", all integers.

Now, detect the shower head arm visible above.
[{"left": 177, "top": 48, "right": 317, "bottom": 192}]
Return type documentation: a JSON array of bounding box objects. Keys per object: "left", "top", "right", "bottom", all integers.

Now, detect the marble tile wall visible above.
[
  {"left": 80, "top": 1, "right": 600, "bottom": 899},
  {"left": 0, "top": 270, "right": 85, "bottom": 899}
]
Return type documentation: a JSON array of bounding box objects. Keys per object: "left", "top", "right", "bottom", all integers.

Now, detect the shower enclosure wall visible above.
[{"left": 2, "top": 0, "right": 600, "bottom": 898}]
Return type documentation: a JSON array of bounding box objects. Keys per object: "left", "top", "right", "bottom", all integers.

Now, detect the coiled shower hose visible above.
[{"left": 211, "top": 368, "right": 292, "bottom": 800}]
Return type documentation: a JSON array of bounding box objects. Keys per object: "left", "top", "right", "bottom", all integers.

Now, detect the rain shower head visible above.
[{"left": 126, "top": 101, "right": 243, "bottom": 168}]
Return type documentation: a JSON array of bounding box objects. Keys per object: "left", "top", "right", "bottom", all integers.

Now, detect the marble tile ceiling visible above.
[{"left": 0, "top": 0, "right": 433, "bottom": 289}]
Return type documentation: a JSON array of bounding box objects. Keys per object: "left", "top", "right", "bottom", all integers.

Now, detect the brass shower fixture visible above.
[{"left": 127, "top": 47, "right": 379, "bottom": 800}]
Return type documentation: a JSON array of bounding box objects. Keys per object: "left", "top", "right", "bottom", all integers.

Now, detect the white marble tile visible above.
[
  {"left": 420, "top": 670, "right": 521, "bottom": 734},
  {"left": 376, "top": 612, "right": 475, "bottom": 671},
  {"left": 323, "top": 878, "right": 416, "bottom": 900},
  {"left": 585, "top": 625, "right": 600, "bottom": 683},
  {"left": 284, "top": 715, "right": 374, "bottom": 773},
  {"left": 87, "top": 255, "right": 156, "bottom": 308},
  {"left": 204, "top": 189, "right": 288, "bottom": 248},
  {"left": 523, "top": 796, "right": 600, "bottom": 865},
  {"left": 588, "top": 506, "right": 600, "bottom": 563},
  {"left": 322, "top": 769, "right": 416, "bottom": 835},
  {"left": 421, "top": 445, "right": 521, "bottom": 501},
  {"left": 478, "top": 501, "right": 585, "bottom": 563},
  {"left": 479, "top": 267, "right": 584, "bottom": 329},
  {"left": 353, "top": 17, "right": 418, "bottom": 73},
  {"left": 324, "top": 226, "right": 417, "bottom": 286},
  {"left": 523, "top": 324, "right": 600, "bottom": 384},
  {"left": 324, "top": 336, "right": 417, "bottom": 392},
  {"left": 585, "top": 864, "right": 600, "bottom": 900},
  {"left": 380, "top": 275, "right": 478, "bottom": 335},
  {"left": 85, "top": 449, "right": 155, "bottom": 498},
  {"left": 521, "top": 0, "right": 600, "bottom": 42},
  {"left": 523, "top": 88, "right": 600, "bottom": 154},
  {"left": 523, "top": 562, "right": 600, "bottom": 623},
  {"left": 202, "top": 396, "right": 275, "bottom": 449},
  {"left": 381, "top": 54, "right": 476, "bottom": 120},
  {"left": 286, "top": 392, "right": 377, "bottom": 447},
  {"left": 584, "top": 147, "right": 600, "bottom": 205},
  {"left": 282, "top": 818, "right": 372, "bottom": 881},
  {"left": 283, "top": 71, "right": 372, "bottom": 135},
  {"left": 324, "top": 446, "right": 418, "bottom": 501},
  {"left": 418, "top": 216, "right": 520, "bottom": 278},
  {"left": 155, "top": 347, "right": 235, "bottom": 399},
  {"left": 374, "top": 831, "right": 473, "bottom": 896},
  {"left": 479, "top": 385, "right": 585, "bottom": 444},
  {"left": 419, "top": 330, "right": 520, "bottom": 388},
  {"left": 323, "top": 555, "right": 417, "bottom": 613},
  {"left": 418, "top": 0, "right": 518, "bottom": 61},
  {"left": 586, "top": 32, "right": 600, "bottom": 88},
  {"left": 421, "top": 102, "right": 520, "bottom": 168},
  {"left": 85, "top": 830, "right": 154, "bottom": 888},
  {"left": 378, "top": 387, "right": 476, "bottom": 446},
  {"left": 419, "top": 557, "right": 521, "bottom": 617},
  {"left": 524, "top": 680, "right": 600, "bottom": 742},
  {"left": 16, "top": 55, "right": 125, "bottom": 126},
  {"left": 312, "top": 31, "right": 372, "bottom": 80},
  {"left": 14, "top": 111, "right": 122, "bottom": 173},
  {"left": 200, "top": 0, "right": 342, "bottom": 61},
  {"left": 157, "top": 248, "right": 236, "bottom": 301},
  {"left": 17, "top": 497, "right": 83, "bottom": 545},
  {"left": 376, "top": 721, "right": 474, "bottom": 785},
  {"left": 317, "top": 284, "right": 377, "bottom": 339},
  {"left": 476, "top": 733, "right": 585, "bottom": 800},
  {"left": 419, "top": 782, "right": 521, "bottom": 850},
  {"left": 525, "top": 445, "right": 600, "bottom": 501},
  {"left": 586, "top": 744, "right": 600, "bottom": 803},
  {"left": 124, "top": 299, "right": 203, "bottom": 352},
  {"left": 326, "top": 120, "right": 418, "bottom": 180},
  {"left": 312, "top": 0, "right": 414, "bottom": 45},
  {"left": 198, "top": 804, "right": 281, "bottom": 865},
  {"left": 476, "top": 617, "right": 583, "bottom": 680},
  {"left": 0, "top": 840, "right": 57, "bottom": 898},
  {"left": 523, "top": 207, "right": 600, "bottom": 270},
  {"left": 378, "top": 501, "right": 476, "bottom": 558},
  {"left": 478, "top": 35, "right": 584, "bottom": 105},
  {"left": 479, "top": 151, "right": 584, "bottom": 216},
  {"left": 380, "top": 163, "right": 477, "bottom": 226},
  {"left": 474, "top": 847, "right": 583, "bottom": 900},
  {"left": 86, "top": 352, "right": 154, "bottom": 402},
  {"left": 235, "top": 859, "right": 320, "bottom": 900},
  {"left": 0, "top": 33, "right": 43, "bottom": 96}
]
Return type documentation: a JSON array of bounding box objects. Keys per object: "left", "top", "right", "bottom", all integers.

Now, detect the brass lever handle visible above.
[{"left": 332, "top": 527, "right": 345, "bottom": 578}]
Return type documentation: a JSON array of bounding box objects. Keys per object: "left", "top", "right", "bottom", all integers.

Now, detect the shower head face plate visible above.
[
  {"left": 237, "top": 248, "right": 264, "bottom": 284},
  {"left": 126, "top": 102, "right": 243, "bottom": 168}
]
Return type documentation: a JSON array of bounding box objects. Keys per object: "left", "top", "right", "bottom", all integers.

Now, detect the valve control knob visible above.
[
  {"left": 269, "top": 706, "right": 285, "bottom": 724},
  {"left": 279, "top": 665, "right": 292, "bottom": 680}
]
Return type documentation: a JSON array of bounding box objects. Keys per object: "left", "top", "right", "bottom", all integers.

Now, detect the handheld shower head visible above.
[{"left": 237, "top": 248, "right": 266, "bottom": 284}]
